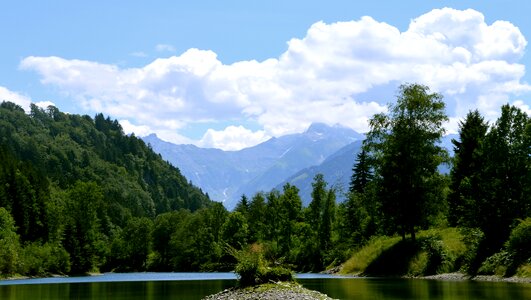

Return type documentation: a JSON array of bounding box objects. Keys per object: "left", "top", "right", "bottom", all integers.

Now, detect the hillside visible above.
[
  {"left": 278, "top": 140, "right": 363, "bottom": 206},
  {"left": 0, "top": 101, "right": 212, "bottom": 274}
]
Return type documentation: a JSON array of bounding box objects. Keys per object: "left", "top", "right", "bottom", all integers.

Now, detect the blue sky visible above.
[{"left": 1, "top": 1, "right": 530, "bottom": 150}]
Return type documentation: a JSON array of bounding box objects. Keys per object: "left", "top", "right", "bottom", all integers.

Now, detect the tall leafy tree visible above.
[
  {"left": 63, "top": 181, "right": 104, "bottom": 274},
  {"left": 0, "top": 207, "right": 21, "bottom": 275},
  {"left": 278, "top": 183, "right": 302, "bottom": 255},
  {"left": 221, "top": 212, "right": 249, "bottom": 249},
  {"left": 365, "top": 83, "right": 448, "bottom": 241},
  {"left": 247, "top": 192, "right": 267, "bottom": 242}
]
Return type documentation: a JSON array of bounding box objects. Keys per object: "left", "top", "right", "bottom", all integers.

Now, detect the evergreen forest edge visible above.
[{"left": 0, "top": 83, "right": 529, "bottom": 279}]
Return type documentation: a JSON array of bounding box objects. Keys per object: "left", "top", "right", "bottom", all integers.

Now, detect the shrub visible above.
[
  {"left": 506, "top": 218, "right": 531, "bottom": 263},
  {"left": 228, "top": 243, "right": 293, "bottom": 286},
  {"left": 21, "top": 243, "right": 71, "bottom": 276},
  {"left": 478, "top": 250, "right": 512, "bottom": 276}
]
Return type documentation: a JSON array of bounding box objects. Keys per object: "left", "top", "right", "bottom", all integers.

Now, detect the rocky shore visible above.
[
  {"left": 202, "top": 282, "right": 337, "bottom": 300},
  {"left": 416, "top": 272, "right": 531, "bottom": 283}
]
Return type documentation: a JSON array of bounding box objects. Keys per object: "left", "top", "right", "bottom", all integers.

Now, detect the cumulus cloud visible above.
[
  {"left": 0, "top": 86, "right": 32, "bottom": 111},
  {"left": 20, "top": 8, "right": 530, "bottom": 150},
  {"left": 199, "top": 126, "right": 270, "bottom": 151},
  {"left": 34, "top": 100, "right": 57, "bottom": 110}
]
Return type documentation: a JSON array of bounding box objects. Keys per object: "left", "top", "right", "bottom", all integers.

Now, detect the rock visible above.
[{"left": 202, "top": 282, "right": 337, "bottom": 300}]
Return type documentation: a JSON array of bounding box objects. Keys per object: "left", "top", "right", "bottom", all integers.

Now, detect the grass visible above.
[
  {"left": 341, "top": 228, "right": 468, "bottom": 276},
  {"left": 516, "top": 263, "right": 531, "bottom": 278},
  {"left": 340, "top": 235, "right": 401, "bottom": 275}
]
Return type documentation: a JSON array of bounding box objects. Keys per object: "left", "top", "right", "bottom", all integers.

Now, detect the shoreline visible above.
[
  {"left": 2, "top": 271, "right": 529, "bottom": 284},
  {"left": 416, "top": 272, "right": 531, "bottom": 284}
]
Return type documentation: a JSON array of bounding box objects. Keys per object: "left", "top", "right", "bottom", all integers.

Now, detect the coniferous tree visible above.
[
  {"left": 308, "top": 174, "right": 326, "bottom": 223},
  {"left": 448, "top": 110, "right": 488, "bottom": 227},
  {"left": 319, "top": 188, "right": 336, "bottom": 252},
  {"left": 349, "top": 149, "right": 373, "bottom": 194},
  {"left": 477, "top": 105, "right": 530, "bottom": 250}
]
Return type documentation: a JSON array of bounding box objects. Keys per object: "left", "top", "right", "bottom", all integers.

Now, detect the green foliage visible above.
[
  {"left": 478, "top": 250, "right": 512, "bottom": 276},
  {"left": 20, "top": 242, "right": 70, "bottom": 276},
  {"left": 364, "top": 83, "right": 448, "bottom": 240},
  {"left": 342, "top": 228, "right": 468, "bottom": 276},
  {"left": 448, "top": 110, "right": 488, "bottom": 227},
  {"left": 341, "top": 235, "right": 402, "bottom": 275},
  {"left": 0, "top": 97, "right": 529, "bottom": 278},
  {"left": 0, "top": 101, "right": 212, "bottom": 275},
  {"left": 221, "top": 212, "right": 249, "bottom": 249},
  {"left": 349, "top": 149, "right": 372, "bottom": 194},
  {"left": 229, "top": 244, "right": 293, "bottom": 287},
  {"left": 506, "top": 218, "right": 531, "bottom": 263},
  {"left": 0, "top": 207, "right": 21, "bottom": 276},
  {"left": 479, "top": 218, "right": 531, "bottom": 276}
]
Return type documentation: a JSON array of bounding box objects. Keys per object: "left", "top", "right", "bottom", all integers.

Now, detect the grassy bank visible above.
[{"left": 340, "top": 227, "right": 530, "bottom": 279}]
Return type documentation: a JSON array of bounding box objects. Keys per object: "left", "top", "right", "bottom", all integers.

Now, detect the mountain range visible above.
[
  {"left": 143, "top": 123, "right": 364, "bottom": 209},
  {"left": 143, "top": 123, "right": 456, "bottom": 209}
]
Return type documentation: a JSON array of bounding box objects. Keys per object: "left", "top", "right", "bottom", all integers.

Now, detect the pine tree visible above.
[
  {"left": 448, "top": 110, "right": 488, "bottom": 227},
  {"left": 350, "top": 148, "right": 373, "bottom": 194}
]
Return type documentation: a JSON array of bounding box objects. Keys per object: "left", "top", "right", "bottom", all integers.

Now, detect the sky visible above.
[{"left": 1, "top": 0, "right": 530, "bottom": 150}]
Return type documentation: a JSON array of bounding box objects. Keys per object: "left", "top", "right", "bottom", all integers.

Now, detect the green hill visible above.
[{"left": 0, "top": 101, "right": 212, "bottom": 275}]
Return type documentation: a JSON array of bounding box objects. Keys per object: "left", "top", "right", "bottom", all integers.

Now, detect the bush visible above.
[
  {"left": 506, "top": 218, "right": 531, "bottom": 263},
  {"left": 459, "top": 227, "right": 484, "bottom": 274},
  {"left": 229, "top": 243, "right": 293, "bottom": 286},
  {"left": 21, "top": 243, "right": 71, "bottom": 276},
  {"left": 478, "top": 250, "right": 512, "bottom": 276}
]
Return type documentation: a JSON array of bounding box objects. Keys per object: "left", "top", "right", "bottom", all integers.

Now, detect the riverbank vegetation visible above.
[{"left": 0, "top": 82, "right": 529, "bottom": 279}]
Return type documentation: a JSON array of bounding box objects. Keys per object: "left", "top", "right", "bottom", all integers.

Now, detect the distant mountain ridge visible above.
[
  {"left": 144, "top": 124, "right": 456, "bottom": 210},
  {"left": 277, "top": 133, "right": 457, "bottom": 206},
  {"left": 143, "top": 123, "right": 364, "bottom": 209}
]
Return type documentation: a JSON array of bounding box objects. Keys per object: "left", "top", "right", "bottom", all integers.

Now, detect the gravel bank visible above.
[
  {"left": 419, "top": 272, "right": 531, "bottom": 283},
  {"left": 202, "top": 282, "right": 337, "bottom": 300}
]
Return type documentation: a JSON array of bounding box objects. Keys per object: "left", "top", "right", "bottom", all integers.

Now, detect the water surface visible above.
[{"left": 0, "top": 273, "right": 529, "bottom": 300}]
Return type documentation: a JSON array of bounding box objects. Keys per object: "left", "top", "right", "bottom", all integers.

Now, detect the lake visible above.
[{"left": 0, "top": 273, "right": 529, "bottom": 300}]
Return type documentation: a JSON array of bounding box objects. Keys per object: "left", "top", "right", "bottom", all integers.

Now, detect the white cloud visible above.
[
  {"left": 512, "top": 100, "right": 531, "bottom": 115},
  {"left": 199, "top": 126, "right": 270, "bottom": 151},
  {"left": 34, "top": 101, "right": 56, "bottom": 109},
  {"left": 156, "top": 44, "right": 176, "bottom": 52},
  {"left": 20, "top": 8, "right": 530, "bottom": 150},
  {"left": 0, "top": 86, "right": 32, "bottom": 111}
]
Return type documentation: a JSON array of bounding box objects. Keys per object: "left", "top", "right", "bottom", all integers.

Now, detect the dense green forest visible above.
[
  {"left": 0, "top": 83, "right": 530, "bottom": 278},
  {"left": 0, "top": 101, "right": 211, "bottom": 275}
]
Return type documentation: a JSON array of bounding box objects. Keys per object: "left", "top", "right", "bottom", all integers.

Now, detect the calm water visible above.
[{"left": 0, "top": 273, "right": 529, "bottom": 300}]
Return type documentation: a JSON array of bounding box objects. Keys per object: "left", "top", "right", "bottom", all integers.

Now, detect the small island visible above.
[{"left": 203, "top": 282, "right": 335, "bottom": 300}]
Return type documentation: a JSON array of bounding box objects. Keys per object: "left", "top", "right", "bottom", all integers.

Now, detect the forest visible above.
[{"left": 0, "top": 83, "right": 529, "bottom": 278}]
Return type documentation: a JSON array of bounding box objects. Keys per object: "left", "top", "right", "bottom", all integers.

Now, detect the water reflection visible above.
[
  {"left": 0, "top": 276, "right": 529, "bottom": 300},
  {"left": 300, "top": 278, "right": 531, "bottom": 300}
]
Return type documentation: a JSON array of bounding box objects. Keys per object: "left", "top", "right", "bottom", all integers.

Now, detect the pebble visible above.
[{"left": 202, "top": 282, "right": 337, "bottom": 300}]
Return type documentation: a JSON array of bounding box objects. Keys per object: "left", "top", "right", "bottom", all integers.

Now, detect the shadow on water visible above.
[{"left": 299, "top": 277, "right": 531, "bottom": 300}]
